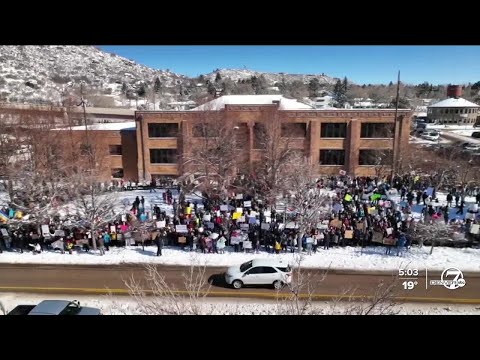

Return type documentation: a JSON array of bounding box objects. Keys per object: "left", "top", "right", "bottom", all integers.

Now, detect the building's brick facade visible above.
[{"left": 135, "top": 105, "right": 411, "bottom": 181}]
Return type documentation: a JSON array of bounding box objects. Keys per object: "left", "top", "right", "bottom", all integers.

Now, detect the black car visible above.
[{"left": 472, "top": 132, "right": 480, "bottom": 138}]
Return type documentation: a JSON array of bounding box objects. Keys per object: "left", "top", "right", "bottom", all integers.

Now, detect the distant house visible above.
[
  {"left": 313, "top": 95, "right": 335, "bottom": 109},
  {"left": 427, "top": 85, "right": 479, "bottom": 126}
]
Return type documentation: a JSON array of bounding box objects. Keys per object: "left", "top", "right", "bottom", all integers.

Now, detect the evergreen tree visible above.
[
  {"left": 388, "top": 81, "right": 393, "bottom": 87},
  {"left": 308, "top": 78, "right": 320, "bottom": 97},
  {"left": 215, "top": 72, "right": 222, "bottom": 83},
  {"left": 121, "top": 82, "right": 127, "bottom": 94},
  {"left": 198, "top": 74, "right": 205, "bottom": 83},
  {"left": 137, "top": 84, "right": 146, "bottom": 98},
  {"left": 333, "top": 79, "right": 347, "bottom": 107},
  {"left": 207, "top": 82, "right": 216, "bottom": 96},
  {"left": 342, "top": 76, "right": 348, "bottom": 93},
  {"left": 154, "top": 77, "right": 161, "bottom": 94}
]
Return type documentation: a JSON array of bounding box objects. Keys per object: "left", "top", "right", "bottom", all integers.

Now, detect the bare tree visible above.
[
  {"left": 180, "top": 104, "right": 247, "bottom": 203},
  {"left": 117, "top": 261, "right": 214, "bottom": 315},
  {"left": 282, "top": 154, "right": 331, "bottom": 253}
]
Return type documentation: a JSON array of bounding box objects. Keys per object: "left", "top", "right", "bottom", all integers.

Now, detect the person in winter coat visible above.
[
  {"left": 103, "top": 232, "right": 111, "bottom": 251},
  {"left": 455, "top": 193, "right": 460, "bottom": 207},
  {"left": 476, "top": 192, "right": 480, "bottom": 205},
  {"left": 155, "top": 231, "right": 165, "bottom": 256},
  {"left": 98, "top": 236, "right": 105, "bottom": 256},
  {"left": 446, "top": 193, "right": 453, "bottom": 207},
  {"left": 217, "top": 235, "right": 226, "bottom": 254},
  {"left": 274, "top": 240, "right": 282, "bottom": 254},
  {"left": 443, "top": 206, "right": 449, "bottom": 225},
  {"left": 396, "top": 233, "right": 407, "bottom": 256}
]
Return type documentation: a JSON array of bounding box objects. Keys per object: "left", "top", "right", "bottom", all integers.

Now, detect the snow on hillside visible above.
[
  {"left": 204, "top": 68, "right": 338, "bottom": 86},
  {"left": 0, "top": 46, "right": 185, "bottom": 106}
]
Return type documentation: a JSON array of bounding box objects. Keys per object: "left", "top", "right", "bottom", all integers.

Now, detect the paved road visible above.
[{"left": 0, "top": 264, "right": 478, "bottom": 304}]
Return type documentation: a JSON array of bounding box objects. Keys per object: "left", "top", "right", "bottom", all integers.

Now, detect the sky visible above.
[{"left": 99, "top": 46, "right": 480, "bottom": 85}]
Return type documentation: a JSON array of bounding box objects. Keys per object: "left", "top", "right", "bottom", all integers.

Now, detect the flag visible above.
[{"left": 0, "top": 210, "right": 8, "bottom": 223}]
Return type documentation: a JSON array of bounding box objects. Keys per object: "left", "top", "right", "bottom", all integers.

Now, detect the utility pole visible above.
[
  {"left": 390, "top": 71, "right": 400, "bottom": 186},
  {"left": 77, "top": 82, "right": 93, "bottom": 168}
]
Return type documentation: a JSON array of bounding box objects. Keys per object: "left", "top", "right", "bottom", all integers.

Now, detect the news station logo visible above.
[{"left": 430, "top": 268, "right": 466, "bottom": 290}]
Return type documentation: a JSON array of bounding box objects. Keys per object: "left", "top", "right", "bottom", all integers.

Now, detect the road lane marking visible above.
[{"left": 0, "top": 286, "right": 479, "bottom": 304}]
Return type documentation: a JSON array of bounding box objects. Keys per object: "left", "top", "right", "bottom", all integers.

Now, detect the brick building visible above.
[
  {"left": 134, "top": 96, "right": 411, "bottom": 181},
  {"left": 56, "top": 96, "right": 411, "bottom": 182}
]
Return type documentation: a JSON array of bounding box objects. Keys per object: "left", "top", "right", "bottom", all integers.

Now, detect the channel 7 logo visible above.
[{"left": 430, "top": 268, "right": 466, "bottom": 290}]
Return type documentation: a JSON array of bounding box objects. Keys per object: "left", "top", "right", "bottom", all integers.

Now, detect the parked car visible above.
[
  {"left": 464, "top": 143, "right": 480, "bottom": 152},
  {"left": 225, "top": 259, "right": 292, "bottom": 290},
  {"left": 7, "top": 300, "right": 102, "bottom": 315},
  {"left": 421, "top": 131, "right": 440, "bottom": 141},
  {"left": 471, "top": 132, "right": 480, "bottom": 138}
]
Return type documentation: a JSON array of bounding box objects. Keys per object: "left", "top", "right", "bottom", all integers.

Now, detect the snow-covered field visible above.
[
  {"left": 1, "top": 292, "right": 479, "bottom": 315},
  {"left": 1, "top": 244, "right": 480, "bottom": 272}
]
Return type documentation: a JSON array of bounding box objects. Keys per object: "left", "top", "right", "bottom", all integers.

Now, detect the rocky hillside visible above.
[
  {"left": 0, "top": 46, "right": 342, "bottom": 109},
  {"left": 0, "top": 45, "right": 186, "bottom": 107}
]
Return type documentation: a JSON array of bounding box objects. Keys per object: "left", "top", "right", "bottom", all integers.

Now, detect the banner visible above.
[
  {"left": 244, "top": 201, "right": 251, "bottom": 208},
  {"left": 156, "top": 220, "right": 166, "bottom": 228},
  {"left": 236, "top": 194, "right": 243, "bottom": 200},
  {"left": 175, "top": 225, "right": 188, "bottom": 233},
  {"left": 240, "top": 224, "right": 250, "bottom": 230},
  {"left": 220, "top": 205, "right": 229, "bottom": 211}
]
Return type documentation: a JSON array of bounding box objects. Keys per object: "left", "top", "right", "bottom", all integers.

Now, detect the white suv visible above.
[{"left": 225, "top": 259, "right": 292, "bottom": 290}]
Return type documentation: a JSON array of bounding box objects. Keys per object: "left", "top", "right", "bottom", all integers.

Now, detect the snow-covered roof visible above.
[
  {"left": 58, "top": 121, "right": 136, "bottom": 131},
  {"left": 428, "top": 98, "right": 479, "bottom": 108},
  {"left": 192, "top": 95, "right": 313, "bottom": 111}
]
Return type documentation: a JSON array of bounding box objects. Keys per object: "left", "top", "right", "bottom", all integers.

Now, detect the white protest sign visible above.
[
  {"left": 110, "top": 226, "right": 116, "bottom": 233},
  {"left": 121, "top": 214, "right": 127, "bottom": 222},
  {"left": 243, "top": 240, "right": 252, "bottom": 249},
  {"left": 1, "top": 228, "right": 8, "bottom": 237},
  {"left": 156, "top": 220, "right": 166, "bottom": 228},
  {"left": 470, "top": 224, "right": 479, "bottom": 235},
  {"left": 236, "top": 194, "right": 243, "bottom": 200},
  {"left": 261, "top": 223, "right": 270, "bottom": 230},
  {"left": 41, "top": 225, "right": 51, "bottom": 237},
  {"left": 244, "top": 201, "right": 252, "bottom": 208},
  {"left": 240, "top": 224, "right": 250, "bottom": 230},
  {"left": 175, "top": 225, "right": 188, "bottom": 233},
  {"left": 220, "top": 205, "right": 229, "bottom": 211},
  {"left": 236, "top": 208, "right": 243, "bottom": 214}
]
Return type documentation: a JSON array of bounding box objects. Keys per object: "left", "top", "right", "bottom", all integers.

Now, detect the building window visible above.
[
  {"left": 445, "top": 109, "right": 449, "bottom": 114},
  {"left": 360, "top": 123, "right": 394, "bottom": 138},
  {"left": 359, "top": 150, "right": 392, "bottom": 166},
  {"left": 148, "top": 123, "right": 178, "bottom": 138},
  {"left": 253, "top": 123, "right": 267, "bottom": 149},
  {"left": 455, "top": 109, "right": 459, "bottom": 114},
  {"left": 111, "top": 168, "right": 124, "bottom": 178},
  {"left": 281, "top": 123, "right": 306, "bottom": 138},
  {"left": 150, "top": 149, "right": 177, "bottom": 164},
  {"left": 109, "top": 145, "right": 122, "bottom": 155},
  {"left": 80, "top": 143, "right": 92, "bottom": 156},
  {"left": 321, "top": 123, "right": 347, "bottom": 138},
  {"left": 192, "top": 123, "right": 220, "bottom": 137},
  {"left": 319, "top": 150, "right": 345, "bottom": 165}
]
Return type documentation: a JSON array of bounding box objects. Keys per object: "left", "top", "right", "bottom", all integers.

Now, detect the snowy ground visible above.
[
  {"left": 1, "top": 244, "right": 480, "bottom": 272},
  {"left": 1, "top": 292, "right": 479, "bottom": 315}
]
